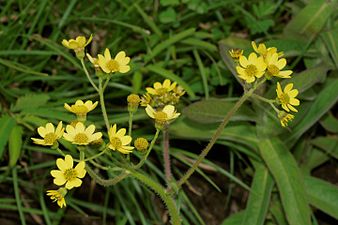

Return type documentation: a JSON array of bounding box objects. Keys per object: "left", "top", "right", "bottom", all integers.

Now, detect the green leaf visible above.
[
  {"left": 9, "top": 125, "right": 23, "bottom": 167},
  {"left": 144, "top": 28, "right": 195, "bottom": 63},
  {"left": 221, "top": 211, "right": 245, "bottom": 225},
  {"left": 146, "top": 64, "right": 196, "bottom": 98},
  {"left": 160, "top": 0, "right": 179, "bottom": 6},
  {"left": 321, "top": 26, "right": 338, "bottom": 68},
  {"left": 301, "top": 147, "right": 329, "bottom": 173},
  {"left": 159, "top": 7, "right": 177, "bottom": 24},
  {"left": 320, "top": 113, "right": 338, "bottom": 133},
  {"left": 0, "top": 115, "right": 16, "bottom": 159},
  {"left": 252, "top": 1, "right": 277, "bottom": 18},
  {"left": 284, "top": 0, "right": 337, "bottom": 42},
  {"left": 286, "top": 78, "right": 338, "bottom": 145},
  {"left": 240, "top": 164, "right": 274, "bottom": 225},
  {"left": 12, "top": 93, "right": 50, "bottom": 112},
  {"left": 258, "top": 138, "right": 312, "bottom": 225},
  {"left": 305, "top": 176, "right": 338, "bottom": 219},
  {"left": 183, "top": 98, "right": 256, "bottom": 124},
  {"left": 311, "top": 136, "right": 338, "bottom": 159},
  {"left": 0, "top": 58, "right": 48, "bottom": 77}
]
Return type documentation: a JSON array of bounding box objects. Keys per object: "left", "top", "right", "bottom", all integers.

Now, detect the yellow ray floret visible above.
[
  {"left": 251, "top": 41, "right": 283, "bottom": 58},
  {"left": 62, "top": 35, "right": 92, "bottom": 51},
  {"left": 278, "top": 112, "right": 295, "bottom": 127},
  {"left": 145, "top": 105, "right": 180, "bottom": 125},
  {"left": 63, "top": 122, "right": 102, "bottom": 145},
  {"left": 50, "top": 155, "right": 86, "bottom": 190},
  {"left": 276, "top": 82, "right": 300, "bottom": 112},
  {"left": 146, "top": 79, "right": 177, "bottom": 95},
  {"left": 265, "top": 53, "right": 292, "bottom": 78},
  {"left": 229, "top": 49, "right": 243, "bottom": 60},
  {"left": 46, "top": 188, "right": 67, "bottom": 208},
  {"left": 236, "top": 53, "right": 267, "bottom": 83},
  {"left": 31, "top": 121, "right": 64, "bottom": 146},
  {"left": 98, "top": 48, "right": 130, "bottom": 74},
  {"left": 86, "top": 53, "right": 100, "bottom": 68},
  {"left": 108, "top": 124, "right": 134, "bottom": 154},
  {"left": 64, "top": 100, "right": 98, "bottom": 117}
]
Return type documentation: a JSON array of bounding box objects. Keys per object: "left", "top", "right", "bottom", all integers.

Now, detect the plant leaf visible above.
[
  {"left": 9, "top": 125, "right": 23, "bottom": 167},
  {"left": 0, "top": 115, "right": 16, "bottom": 159},
  {"left": 12, "top": 93, "right": 50, "bottom": 112}
]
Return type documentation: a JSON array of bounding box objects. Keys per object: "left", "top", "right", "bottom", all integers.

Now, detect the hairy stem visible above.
[
  {"left": 172, "top": 88, "right": 255, "bottom": 192},
  {"left": 128, "top": 170, "right": 181, "bottom": 225},
  {"left": 99, "top": 78, "right": 110, "bottom": 132},
  {"left": 163, "top": 126, "right": 172, "bottom": 184},
  {"left": 86, "top": 165, "right": 128, "bottom": 186}
]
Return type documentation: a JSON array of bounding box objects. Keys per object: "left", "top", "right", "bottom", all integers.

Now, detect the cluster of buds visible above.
[{"left": 230, "top": 41, "right": 300, "bottom": 127}]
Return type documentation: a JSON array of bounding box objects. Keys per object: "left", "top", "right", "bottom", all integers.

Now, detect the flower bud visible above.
[
  {"left": 134, "top": 137, "right": 149, "bottom": 151},
  {"left": 127, "top": 94, "right": 140, "bottom": 113}
]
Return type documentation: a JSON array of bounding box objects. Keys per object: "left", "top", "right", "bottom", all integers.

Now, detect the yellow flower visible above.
[
  {"left": 146, "top": 79, "right": 176, "bottom": 96},
  {"left": 108, "top": 124, "right": 134, "bottom": 154},
  {"left": 46, "top": 188, "right": 67, "bottom": 208},
  {"left": 51, "top": 155, "right": 86, "bottom": 190},
  {"left": 134, "top": 137, "right": 149, "bottom": 151},
  {"left": 251, "top": 41, "right": 283, "bottom": 58},
  {"left": 276, "top": 82, "right": 300, "bottom": 112},
  {"left": 278, "top": 112, "right": 295, "bottom": 127},
  {"left": 140, "top": 93, "right": 153, "bottom": 107},
  {"left": 265, "top": 53, "right": 292, "bottom": 78},
  {"left": 63, "top": 122, "right": 102, "bottom": 145},
  {"left": 145, "top": 105, "right": 180, "bottom": 126},
  {"left": 62, "top": 35, "right": 92, "bottom": 50},
  {"left": 97, "top": 49, "right": 130, "bottom": 74},
  {"left": 236, "top": 53, "right": 267, "bottom": 83},
  {"left": 229, "top": 49, "right": 243, "bottom": 60},
  {"left": 31, "top": 121, "right": 64, "bottom": 146},
  {"left": 64, "top": 100, "right": 98, "bottom": 117}
]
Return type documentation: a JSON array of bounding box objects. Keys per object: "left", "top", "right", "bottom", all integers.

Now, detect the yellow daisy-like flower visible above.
[
  {"left": 236, "top": 53, "right": 267, "bottom": 83},
  {"left": 108, "top": 124, "right": 134, "bottom": 154},
  {"left": 46, "top": 188, "right": 67, "bottom": 208},
  {"left": 145, "top": 105, "right": 180, "bottom": 126},
  {"left": 146, "top": 79, "right": 177, "bottom": 96},
  {"left": 265, "top": 53, "right": 292, "bottom": 78},
  {"left": 63, "top": 122, "right": 102, "bottom": 145},
  {"left": 97, "top": 49, "right": 130, "bottom": 74},
  {"left": 51, "top": 155, "right": 86, "bottom": 190},
  {"left": 278, "top": 112, "right": 295, "bottom": 127},
  {"left": 229, "top": 49, "right": 243, "bottom": 60},
  {"left": 276, "top": 82, "right": 300, "bottom": 112},
  {"left": 140, "top": 93, "right": 153, "bottom": 107},
  {"left": 251, "top": 41, "right": 283, "bottom": 58},
  {"left": 64, "top": 100, "right": 98, "bottom": 117},
  {"left": 31, "top": 121, "right": 64, "bottom": 146},
  {"left": 62, "top": 35, "right": 92, "bottom": 58}
]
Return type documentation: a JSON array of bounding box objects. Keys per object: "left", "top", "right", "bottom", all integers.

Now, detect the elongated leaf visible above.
[
  {"left": 146, "top": 64, "right": 195, "bottom": 98},
  {"left": 321, "top": 26, "right": 338, "bottom": 68},
  {"left": 12, "top": 93, "right": 50, "bottom": 112},
  {"left": 286, "top": 78, "right": 338, "bottom": 145},
  {"left": 0, "top": 115, "right": 16, "bottom": 159},
  {"left": 311, "top": 136, "right": 338, "bottom": 159},
  {"left": 183, "top": 98, "right": 256, "bottom": 123},
  {"left": 0, "top": 58, "right": 48, "bottom": 77},
  {"left": 9, "top": 125, "right": 23, "bottom": 167},
  {"left": 284, "top": 0, "right": 336, "bottom": 41},
  {"left": 144, "top": 28, "right": 195, "bottom": 63},
  {"left": 241, "top": 164, "right": 274, "bottom": 225},
  {"left": 304, "top": 176, "right": 338, "bottom": 219},
  {"left": 320, "top": 113, "right": 338, "bottom": 133},
  {"left": 258, "top": 138, "right": 311, "bottom": 225},
  {"left": 221, "top": 211, "right": 245, "bottom": 225}
]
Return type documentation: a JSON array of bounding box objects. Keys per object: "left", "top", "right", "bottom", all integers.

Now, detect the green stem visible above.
[
  {"left": 163, "top": 126, "right": 172, "bottom": 184},
  {"left": 128, "top": 112, "right": 133, "bottom": 137},
  {"left": 173, "top": 88, "right": 255, "bottom": 192},
  {"left": 12, "top": 168, "right": 27, "bottom": 225},
  {"left": 99, "top": 78, "right": 110, "bottom": 132},
  {"left": 81, "top": 59, "right": 99, "bottom": 92},
  {"left": 86, "top": 165, "right": 128, "bottom": 186},
  {"left": 134, "top": 129, "right": 160, "bottom": 169},
  {"left": 128, "top": 170, "right": 181, "bottom": 225},
  {"left": 80, "top": 151, "right": 85, "bottom": 161},
  {"left": 252, "top": 93, "right": 275, "bottom": 104}
]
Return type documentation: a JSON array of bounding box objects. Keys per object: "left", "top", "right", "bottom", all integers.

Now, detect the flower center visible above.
[
  {"left": 110, "top": 137, "right": 122, "bottom": 149},
  {"left": 64, "top": 168, "right": 77, "bottom": 181},
  {"left": 279, "top": 93, "right": 290, "bottom": 105},
  {"left": 267, "top": 65, "right": 280, "bottom": 75},
  {"left": 44, "top": 133, "right": 57, "bottom": 144},
  {"left": 156, "top": 87, "right": 168, "bottom": 95},
  {"left": 245, "top": 64, "right": 258, "bottom": 77},
  {"left": 72, "top": 105, "right": 88, "bottom": 115},
  {"left": 74, "top": 133, "right": 89, "bottom": 144},
  {"left": 154, "top": 111, "right": 168, "bottom": 123},
  {"left": 106, "top": 60, "right": 119, "bottom": 72}
]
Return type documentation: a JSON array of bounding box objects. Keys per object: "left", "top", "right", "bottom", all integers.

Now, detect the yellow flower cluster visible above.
[
  {"left": 62, "top": 35, "right": 131, "bottom": 74},
  {"left": 141, "top": 79, "right": 185, "bottom": 108},
  {"left": 230, "top": 41, "right": 300, "bottom": 127}
]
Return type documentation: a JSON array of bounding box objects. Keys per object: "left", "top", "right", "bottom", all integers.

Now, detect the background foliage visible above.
[{"left": 0, "top": 0, "right": 337, "bottom": 224}]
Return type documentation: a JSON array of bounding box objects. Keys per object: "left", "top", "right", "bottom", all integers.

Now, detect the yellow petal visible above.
[
  {"left": 119, "top": 65, "right": 130, "bottom": 73},
  {"left": 145, "top": 105, "right": 155, "bottom": 118},
  {"left": 239, "top": 56, "right": 248, "bottom": 67},
  {"left": 65, "top": 178, "right": 82, "bottom": 189},
  {"left": 85, "top": 124, "right": 95, "bottom": 135},
  {"left": 116, "top": 128, "right": 126, "bottom": 137},
  {"left": 46, "top": 123, "right": 55, "bottom": 133},
  {"left": 37, "top": 126, "right": 47, "bottom": 138},
  {"left": 276, "top": 58, "right": 286, "bottom": 69},
  {"left": 288, "top": 105, "right": 298, "bottom": 112},
  {"left": 74, "top": 161, "right": 86, "bottom": 178},
  {"left": 163, "top": 105, "right": 175, "bottom": 115},
  {"left": 284, "top": 83, "right": 294, "bottom": 92},
  {"left": 104, "top": 48, "right": 111, "bottom": 60},
  {"left": 64, "top": 155, "right": 74, "bottom": 168},
  {"left": 54, "top": 177, "right": 67, "bottom": 186},
  {"left": 56, "top": 158, "right": 68, "bottom": 171},
  {"left": 51, "top": 170, "right": 63, "bottom": 178},
  {"left": 290, "top": 98, "right": 300, "bottom": 106},
  {"left": 121, "top": 136, "right": 132, "bottom": 145},
  {"left": 90, "top": 132, "right": 102, "bottom": 142}
]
